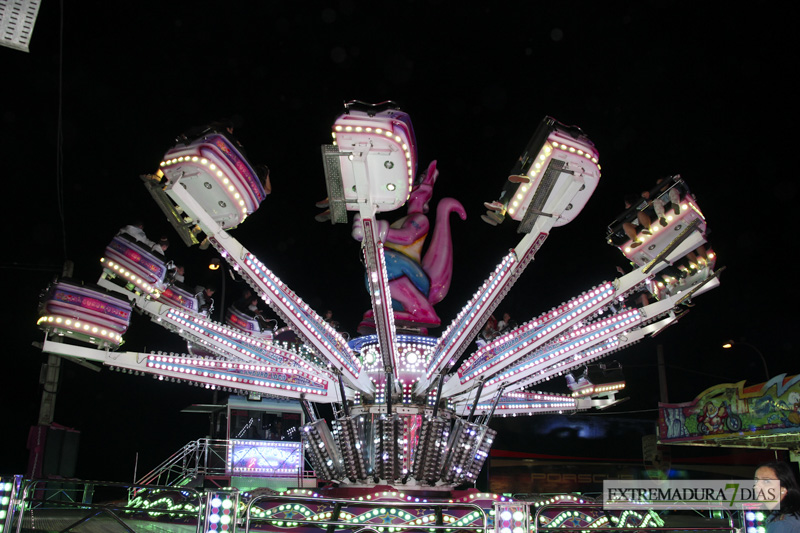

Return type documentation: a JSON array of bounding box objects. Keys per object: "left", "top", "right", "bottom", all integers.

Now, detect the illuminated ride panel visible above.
[
  {"left": 504, "top": 117, "right": 601, "bottom": 229},
  {"left": 37, "top": 279, "right": 132, "bottom": 348},
  {"left": 242, "top": 489, "right": 513, "bottom": 533},
  {"left": 321, "top": 100, "right": 418, "bottom": 223},
  {"left": 158, "top": 283, "right": 198, "bottom": 314},
  {"left": 158, "top": 133, "right": 266, "bottom": 230},
  {"left": 607, "top": 175, "right": 706, "bottom": 265},
  {"left": 100, "top": 235, "right": 168, "bottom": 296},
  {"left": 239, "top": 486, "right": 664, "bottom": 533},
  {"left": 225, "top": 306, "right": 274, "bottom": 341}
]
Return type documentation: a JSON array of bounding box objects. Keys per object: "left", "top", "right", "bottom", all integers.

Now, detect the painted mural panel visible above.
[{"left": 659, "top": 374, "right": 800, "bottom": 443}]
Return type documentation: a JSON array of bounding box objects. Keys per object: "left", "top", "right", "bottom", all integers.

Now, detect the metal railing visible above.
[
  {"left": 135, "top": 438, "right": 318, "bottom": 490},
  {"left": 243, "top": 493, "right": 490, "bottom": 533},
  {"left": 136, "top": 437, "right": 230, "bottom": 487},
  {"left": 5, "top": 477, "right": 203, "bottom": 533},
  {"left": 531, "top": 502, "right": 738, "bottom": 533}
]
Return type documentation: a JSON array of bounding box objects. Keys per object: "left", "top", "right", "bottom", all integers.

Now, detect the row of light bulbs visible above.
[
  {"left": 160, "top": 154, "right": 251, "bottom": 215},
  {"left": 37, "top": 315, "right": 123, "bottom": 344}
]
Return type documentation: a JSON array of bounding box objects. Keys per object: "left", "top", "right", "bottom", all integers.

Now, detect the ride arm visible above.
[
  {"left": 419, "top": 174, "right": 586, "bottom": 393},
  {"left": 164, "top": 179, "right": 373, "bottom": 393},
  {"left": 441, "top": 227, "right": 711, "bottom": 403},
  {"left": 347, "top": 143, "right": 401, "bottom": 382},
  {"left": 40, "top": 339, "right": 335, "bottom": 403}
]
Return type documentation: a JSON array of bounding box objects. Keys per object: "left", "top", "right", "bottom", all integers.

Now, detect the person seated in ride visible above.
[
  {"left": 649, "top": 178, "right": 683, "bottom": 226},
  {"left": 322, "top": 309, "right": 341, "bottom": 330},
  {"left": 165, "top": 263, "right": 185, "bottom": 286},
  {"left": 242, "top": 297, "right": 275, "bottom": 332},
  {"left": 231, "top": 290, "right": 270, "bottom": 327},
  {"left": 151, "top": 236, "right": 170, "bottom": 256},
  {"left": 255, "top": 164, "right": 272, "bottom": 196},
  {"left": 314, "top": 198, "right": 331, "bottom": 223},
  {"left": 117, "top": 220, "right": 156, "bottom": 249},
  {"left": 482, "top": 157, "right": 526, "bottom": 226},
  {"left": 496, "top": 312, "right": 517, "bottom": 334},
  {"left": 195, "top": 285, "right": 216, "bottom": 315},
  {"left": 622, "top": 193, "right": 654, "bottom": 248},
  {"left": 246, "top": 297, "right": 264, "bottom": 318},
  {"left": 173, "top": 264, "right": 185, "bottom": 283},
  {"left": 480, "top": 315, "right": 499, "bottom": 342},
  {"left": 686, "top": 244, "right": 711, "bottom": 269},
  {"left": 178, "top": 118, "right": 237, "bottom": 143},
  {"left": 624, "top": 287, "right": 651, "bottom": 308},
  {"left": 232, "top": 289, "right": 255, "bottom": 315}
]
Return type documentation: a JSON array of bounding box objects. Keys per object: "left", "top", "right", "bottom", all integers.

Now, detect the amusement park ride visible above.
[{"left": 18, "top": 102, "right": 723, "bottom": 532}]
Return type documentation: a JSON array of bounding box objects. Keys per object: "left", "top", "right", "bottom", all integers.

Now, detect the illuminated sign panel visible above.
[{"left": 227, "top": 440, "right": 302, "bottom": 476}]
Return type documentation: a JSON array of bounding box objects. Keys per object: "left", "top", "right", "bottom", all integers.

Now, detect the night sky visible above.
[{"left": 2, "top": 2, "right": 795, "bottom": 482}]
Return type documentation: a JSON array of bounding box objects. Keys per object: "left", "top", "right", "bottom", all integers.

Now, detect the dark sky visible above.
[{"left": 2, "top": 2, "right": 795, "bottom": 481}]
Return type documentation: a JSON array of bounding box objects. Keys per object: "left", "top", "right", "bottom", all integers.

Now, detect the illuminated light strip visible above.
[
  {"left": 687, "top": 201, "right": 705, "bottom": 220},
  {"left": 547, "top": 138, "right": 599, "bottom": 164},
  {"left": 520, "top": 337, "right": 623, "bottom": 389},
  {"left": 146, "top": 357, "right": 328, "bottom": 395},
  {"left": 146, "top": 354, "right": 328, "bottom": 386},
  {"left": 571, "top": 382, "right": 625, "bottom": 397},
  {"left": 428, "top": 233, "right": 548, "bottom": 384},
  {"left": 469, "top": 397, "right": 578, "bottom": 415},
  {"left": 104, "top": 238, "right": 167, "bottom": 283},
  {"left": 160, "top": 152, "right": 251, "bottom": 215},
  {"left": 351, "top": 333, "right": 438, "bottom": 350},
  {"left": 622, "top": 199, "right": 702, "bottom": 253},
  {"left": 479, "top": 396, "right": 576, "bottom": 409},
  {"left": 36, "top": 315, "right": 123, "bottom": 343},
  {"left": 167, "top": 308, "right": 267, "bottom": 351},
  {"left": 100, "top": 258, "right": 159, "bottom": 295},
  {"left": 45, "top": 287, "right": 131, "bottom": 328},
  {"left": 245, "top": 253, "right": 348, "bottom": 350},
  {"left": 494, "top": 314, "right": 633, "bottom": 386},
  {"left": 242, "top": 253, "right": 361, "bottom": 375},
  {"left": 165, "top": 311, "right": 288, "bottom": 368},
  {"left": 361, "top": 219, "right": 399, "bottom": 377},
  {"left": 165, "top": 309, "right": 327, "bottom": 373},
  {"left": 458, "top": 283, "right": 615, "bottom": 384},
  {"left": 333, "top": 120, "right": 416, "bottom": 191},
  {"left": 492, "top": 401, "right": 576, "bottom": 412},
  {"left": 207, "top": 135, "right": 266, "bottom": 204},
  {"left": 427, "top": 252, "right": 517, "bottom": 379},
  {"left": 167, "top": 309, "right": 273, "bottom": 357},
  {"left": 275, "top": 487, "right": 511, "bottom": 504},
  {"left": 486, "top": 310, "right": 638, "bottom": 388},
  {"left": 507, "top": 137, "right": 600, "bottom": 217},
  {"left": 166, "top": 288, "right": 325, "bottom": 372},
  {"left": 147, "top": 354, "right": 330, "bottom": 388},
  {"left": 497, "top": 390, "right": 574, "bottom": 402}
]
